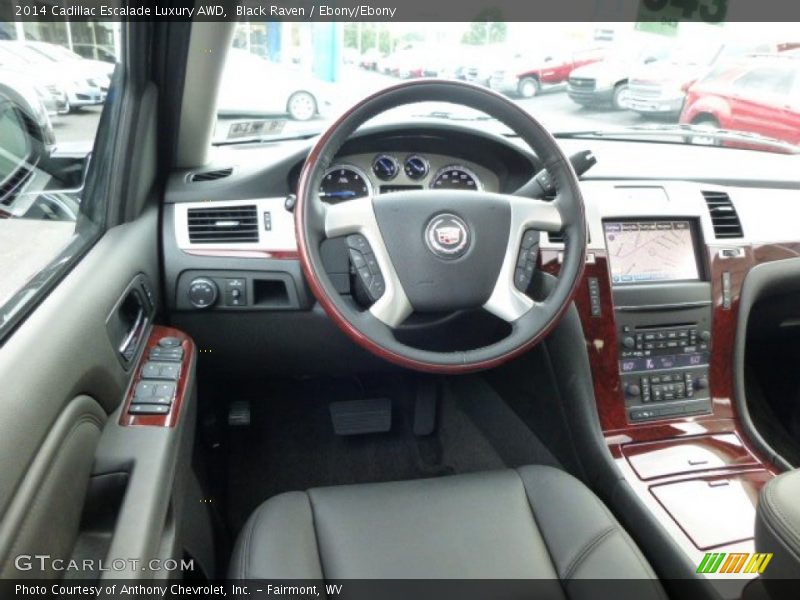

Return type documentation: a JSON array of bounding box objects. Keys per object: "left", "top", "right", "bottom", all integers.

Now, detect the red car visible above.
[
  {"left": 680, "top": 56, "right": 800, "bottom": 147},
  {"left": 489, "top": 48, "right": 605, "bottom": 98}
]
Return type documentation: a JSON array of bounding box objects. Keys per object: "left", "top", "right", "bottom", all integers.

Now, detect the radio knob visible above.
[
  {"left": 695, "top": 377, "right": 709, "bottom": 390},
  {"left": 622, "top": 336, "right": 636, "bottom": 349},
  {"left": 626, "top": 384, "right": 641, "bottom": 397},
  {"left": 188, "top": 277, "right": 218, "bottom": 309},
  {"left": 700, "top": 330, "right": 711, "bottom": 342}
]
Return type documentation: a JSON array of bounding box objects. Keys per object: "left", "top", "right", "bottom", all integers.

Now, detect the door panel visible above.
[
  {"left": 0, "top": 395, "right": 105, "bottom": 578},
  {"left": 0, "top": 206, "right": 166, "bottom": 576}
]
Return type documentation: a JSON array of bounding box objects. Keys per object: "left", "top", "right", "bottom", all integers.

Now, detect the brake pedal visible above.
[
  {"left": 228, "top": 401, "right": 251, "bottom": 426},
  {"left": 330, "top": 398, "right": 392, "bottom": 435}
]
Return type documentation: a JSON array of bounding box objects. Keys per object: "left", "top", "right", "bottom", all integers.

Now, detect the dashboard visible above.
[
  {"left": 158, "top": 120, "right": 800, "bottom": 582},
  {"left": 160, "top": 121, "right": 800, "bottom": 387}
]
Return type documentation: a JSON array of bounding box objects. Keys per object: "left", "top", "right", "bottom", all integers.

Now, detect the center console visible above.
[
  {"left": 603, "top": 219, "right": 713, "bottom": 424},
  {"left": 541, "top": 194, "right": 785, "bottom": 593}
]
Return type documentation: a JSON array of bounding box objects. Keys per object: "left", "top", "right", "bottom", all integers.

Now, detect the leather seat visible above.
[
  {"left": 756, "top": 468, "right": 800, "bottom": 579},
  {"left": 230, "top": 465, "right": 665, "bottom": 594}
]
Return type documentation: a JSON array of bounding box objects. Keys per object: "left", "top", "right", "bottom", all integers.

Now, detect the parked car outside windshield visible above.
[{"left": 209, "top": 22, "right": 800, "bottom": 154}]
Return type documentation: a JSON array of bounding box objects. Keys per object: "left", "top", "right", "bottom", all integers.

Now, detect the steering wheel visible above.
[{"left": 296, "top": 80, "right": 586, "bottom": 373}]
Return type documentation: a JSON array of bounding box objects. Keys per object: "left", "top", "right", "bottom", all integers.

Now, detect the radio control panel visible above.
[{"left": 616, "top": 320, "right": 713, "bottom": 423}]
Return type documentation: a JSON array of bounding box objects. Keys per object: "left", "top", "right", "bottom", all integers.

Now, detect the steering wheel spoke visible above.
[
  {"left": 483, "top": 195, "right": 563, "bottom": 322},
  {"left": 323, "top": 197, "right": 413, "bottom": 329}
]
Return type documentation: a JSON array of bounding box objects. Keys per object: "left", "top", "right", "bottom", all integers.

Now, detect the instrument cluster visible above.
[{"left": 319, "top": 153, "right": 489, "bottom": 203}]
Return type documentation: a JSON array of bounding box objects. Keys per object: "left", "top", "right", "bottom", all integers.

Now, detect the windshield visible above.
[{"left": 214, "top": 21, "right": 800, "bottom": 153}]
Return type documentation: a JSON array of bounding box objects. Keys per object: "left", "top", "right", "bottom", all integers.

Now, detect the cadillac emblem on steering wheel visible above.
[{"left": 425, "top": 213, "right": 470, "bottom": 259}]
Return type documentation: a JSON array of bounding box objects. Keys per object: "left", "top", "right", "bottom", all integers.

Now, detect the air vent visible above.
[
  {"left": 187, "top": 205, "right": 259, "bottom": 243},
  {"left": 702, "top": 191, "right": 743, "bottom": 238},
  {"left": 190, "top": 167, "right": 233, "bottom": 182}
]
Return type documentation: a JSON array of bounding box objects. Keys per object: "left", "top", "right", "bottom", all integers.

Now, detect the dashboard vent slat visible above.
[
  {"left": 189, "top": 167, "right": 233, "bottom": 182},
  {"left": 702, "top": 191, "right": 743, "bottom": 239},
  {"left": 187, "top": 205, "right": 259, "bottom": 244}
]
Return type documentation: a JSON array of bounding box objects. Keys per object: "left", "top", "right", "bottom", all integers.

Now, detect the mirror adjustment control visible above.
[
  {"left": 158, "top": 336, "right": 181, "bottom": 348},
  {"left": 188, "top": 277, "right": 218, "bottom": 309}
]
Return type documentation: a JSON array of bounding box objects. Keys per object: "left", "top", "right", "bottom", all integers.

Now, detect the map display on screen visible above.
[{"left": 603, "top": 221, "right": 699, "bottom": 285}]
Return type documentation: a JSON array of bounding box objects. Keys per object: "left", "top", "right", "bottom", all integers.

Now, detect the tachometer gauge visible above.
[
  {"left": 430, "top": 165, "right": 482, "bottom": 191},
  {"left": 319, "top": 166, "right": 372, "bottom": 203}
]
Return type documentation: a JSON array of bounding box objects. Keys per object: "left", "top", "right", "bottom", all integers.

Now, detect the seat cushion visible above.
[
  {"left": 230, "top": 465, "right": 665, "bottom": 594},
  {"left": 756, "top": 469, "right": 800, "bottom": 579}
]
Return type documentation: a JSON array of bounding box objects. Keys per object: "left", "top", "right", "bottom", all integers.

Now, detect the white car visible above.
[
  {"left": 24, "top": 41, "right": 113, "bottom": 92},
  {"left": 216, "top": 49, "right": 331, "bottom": 121},
  {"left": 0, "top": 42, "right": 105, "bottom": 112},
  {"left": 0, "top": 46, "right": 68, "bottom": 116}
]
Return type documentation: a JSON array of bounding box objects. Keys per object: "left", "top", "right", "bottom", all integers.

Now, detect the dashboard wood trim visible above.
[
  {"left": 541, "top": 240, "right": 798, "bottom": 565},
  {"left": 119, "top": 326, "right": 195, "bottom": 428},
  {"left": 181, "top": 248, "right": 299, "bottom": 260}
]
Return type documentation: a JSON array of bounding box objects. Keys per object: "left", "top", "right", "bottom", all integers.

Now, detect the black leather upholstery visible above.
[
  {"left": 230, "top": 465, "right": 666, "bottom": 595},
  {"left": 756, "top": 469, "right": 800, "bottom": 579}
]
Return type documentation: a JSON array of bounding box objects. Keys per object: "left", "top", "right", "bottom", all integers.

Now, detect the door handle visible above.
[
  {"left": 118, "top": 303, "right": 147, "bottom": 362},
  {"left": 106, "top": 274, "right": 155, "bottom": 368}
]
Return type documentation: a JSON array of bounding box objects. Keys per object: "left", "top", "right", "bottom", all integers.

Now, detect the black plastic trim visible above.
[{"left": 734, "top": 257, "right": 800, "bottom": 472}]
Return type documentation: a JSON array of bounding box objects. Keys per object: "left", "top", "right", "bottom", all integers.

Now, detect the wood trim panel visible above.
[
  {"left": 181, "top": 248, "right": 299, "bottom": 260},
  {"left": 542, "top": 240, "right": 800, "bottom": 561},
  {"left": 622, "top": 433, "right": 759, "bottom": 481},
  {"left": 119, "top": 326, "right": 195, "bottom": 427}
]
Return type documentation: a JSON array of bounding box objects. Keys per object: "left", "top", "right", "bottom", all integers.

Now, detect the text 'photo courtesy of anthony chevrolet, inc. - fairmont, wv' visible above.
[{"left": 2, "top": 0, "right": 800, "bottom": 599}]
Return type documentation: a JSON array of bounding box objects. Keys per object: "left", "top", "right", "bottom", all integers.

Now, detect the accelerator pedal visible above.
[{"left": 330, "top": 398, "right": 392, "bottom": 435}]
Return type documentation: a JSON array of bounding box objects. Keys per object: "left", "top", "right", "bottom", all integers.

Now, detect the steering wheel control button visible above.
[
  {"left": 346, "top": 234, "right": 371, "bottom": 253},
  {"left": 345, "top": 235, "right": 385, "bottom": 302},
  {"left": 158, "top": 336, "right": 181, "bottom": 348},
  {"left": 424, "top": 213, "right": 470, "bottom": 260},
  {"left": 348, "top": 249, "right": 367, "bottom": 269},
  {"left": 187, "top": 277, "right": 218, "bottom": 309},
  {"left": 514, "top": 229, "right": 540, "bottom": 292},
  {"left": 521, "top": 230, "right": 539, "bottom": 249},
  {"left": 368, "top": 274, "right": 386, "bottom": 301}
]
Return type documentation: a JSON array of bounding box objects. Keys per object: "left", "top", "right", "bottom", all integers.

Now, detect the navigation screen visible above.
[{"left": 604, "top": 220, "right": 700, "bottom": 285}]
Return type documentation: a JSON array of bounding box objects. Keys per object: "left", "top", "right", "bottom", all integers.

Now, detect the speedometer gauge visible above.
[
  {"left": 430, "top": 165, "right": 482, "bottom": 191},
  {"left": 319, "top": 166, "right": 372, "bottom": 203}
]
